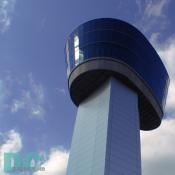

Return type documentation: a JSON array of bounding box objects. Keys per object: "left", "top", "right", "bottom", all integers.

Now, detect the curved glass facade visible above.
[{"left": 65, "top": 18, "right": 169, "bottom": 111}]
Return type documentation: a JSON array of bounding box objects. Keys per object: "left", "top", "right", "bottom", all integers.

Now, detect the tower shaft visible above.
[{"left": 66, "top": 78, "right": 141, "bottom": 175}]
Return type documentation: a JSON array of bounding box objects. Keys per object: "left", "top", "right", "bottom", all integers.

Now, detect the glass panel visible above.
[
  {"left": 67, "top": 26, "right": 169, "bottom": 108},
  {"left": 74, "top": 35, "right": 79, "bottom": 66},
  {"left": 66, "top": 42, "right": 70, "bottom": 76}
]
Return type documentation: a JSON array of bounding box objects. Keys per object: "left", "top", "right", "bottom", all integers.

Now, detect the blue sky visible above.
[{"left": 0, "top": 0, "right": 175, "bottom": 175}]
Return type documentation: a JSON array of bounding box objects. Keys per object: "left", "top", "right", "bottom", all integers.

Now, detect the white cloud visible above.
[
  {"left": 144, "top": 0, "right": 169, "bottom": 18},
  {"left": 166, "top": 79, "right": 175, "bottom": 111},
  {"left": 11, "top": 99, "right": 24, "bottom": 113},
  {"left": 157, "top": 37, "right": 175, "bottom": 76},
  {"left": 34, "top": 148, "right": 69, "bottom": 175},
  {"left": 23, "top": 73, "right": 46, "bottom": 119},
  {"left": 28, "top": 73, "right": 45, "bottom": 102},
  {"left": 19, "top": 82, "right": 45, "bottom": 119},
  {"left": 0, "top": 130, "right": 22, "bottom": 174},
  {"left": 141, "top": 119, "right": 175, "bottom": 175},
  {"left": 135, "top": 0, "right": 170, "bottom": 33},
  {"left": 1, "top": 72, "right": 47, "bottom": 119},
  {"left": 0, "top": 0, "right": 16, "bottom": 33}
]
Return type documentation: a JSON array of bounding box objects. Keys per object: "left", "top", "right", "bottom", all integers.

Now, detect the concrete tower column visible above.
[{"left": 66, "top": 78, "right": 141, "bottom": 175}]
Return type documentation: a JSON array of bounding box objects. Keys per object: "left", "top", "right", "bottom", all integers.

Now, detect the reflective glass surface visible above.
[{"left": 65, "top": 18, "right": 169, "bottom": 111}]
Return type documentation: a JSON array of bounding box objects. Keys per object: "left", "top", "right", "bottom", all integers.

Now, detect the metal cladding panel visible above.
[
  {"left": 65, "top": 18, "right": 169, "bottom": 113},
  {"left": 66, "top": 79, "right": 110, "bottom": 175},
  {"left": 105, "top": 78, "right": 141, "bottom": 175},
  {"left": 66, "top": 78, "right": 141, "bottom": 175}
]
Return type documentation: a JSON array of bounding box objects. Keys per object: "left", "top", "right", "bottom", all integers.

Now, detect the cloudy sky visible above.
[{"left": 0, "top": 0, "right": 175, "bottom": 174}]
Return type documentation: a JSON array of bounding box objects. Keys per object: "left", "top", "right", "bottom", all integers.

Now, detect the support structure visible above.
[
  {"left": 65, "top": 18, "right": 169, "bottom": 175},
  {"left": 67, "top": 78, "right": 141, "bottom": 175}
]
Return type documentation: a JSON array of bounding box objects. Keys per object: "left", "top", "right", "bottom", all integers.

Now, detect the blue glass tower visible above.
[{"left": 65, "top": 18, "right": 169, "bottom": 175}]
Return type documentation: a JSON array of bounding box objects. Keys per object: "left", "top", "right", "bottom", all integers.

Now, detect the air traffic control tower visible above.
[{"left": 65, "top": 18, "right": 169, "bottom": 175}]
